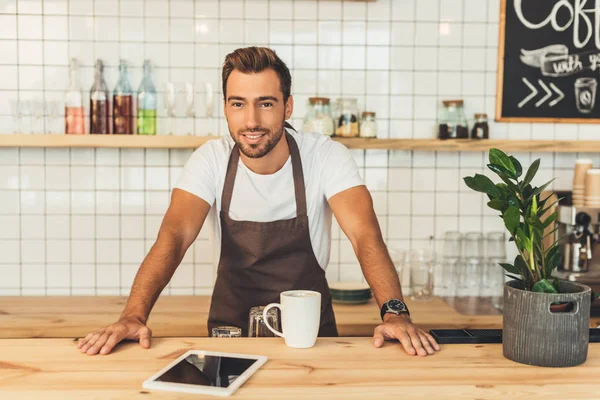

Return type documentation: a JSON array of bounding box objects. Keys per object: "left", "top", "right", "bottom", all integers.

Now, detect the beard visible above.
[{"left": 233, "top": 122, "right": 285, "bottom": 159}]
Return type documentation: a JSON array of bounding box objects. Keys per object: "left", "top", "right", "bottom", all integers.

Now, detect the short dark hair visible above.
[{"left": 222, "top": 46, "right": 292, "bottom": 103}]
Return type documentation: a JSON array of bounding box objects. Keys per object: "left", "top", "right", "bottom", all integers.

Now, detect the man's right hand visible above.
[{"left": 76, "top": 318, "right": 152, "bottom": 356}]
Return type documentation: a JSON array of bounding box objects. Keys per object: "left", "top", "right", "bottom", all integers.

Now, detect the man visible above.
[{"left": 77, "top": 47, "right": 440, "bottom": 357}]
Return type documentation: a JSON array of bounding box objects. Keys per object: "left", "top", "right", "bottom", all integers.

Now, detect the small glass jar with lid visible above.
[
  {"left": 302, "top": 97, "right": 335, "bottom": 136},
  {"left": 438, "top": 99, "right": 469, "bottom": 140},
  {"left": 359, "top": 111, "right": 377, "bottom": 138},
  {"left": 334, "top": 98, "right": 360, "bottom": 138},
  {"left": 470, "top": 113, "right": 489, "bottom": 139}
]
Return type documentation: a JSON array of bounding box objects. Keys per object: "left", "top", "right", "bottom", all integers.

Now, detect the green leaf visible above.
[
  {"left": 487, "top": 163, "right": 517, "bottom": 180},
  {"left": 515, "top": 255, "right": 529, "bottom": 275},
  {"left": 510, "top": 156, "right": 523, "bottom": 177},
  {"left": 515, "top": 226, "right": 527, "bottom": 251},
  {"left": 505, "top": 273, "right": 524, "bottom": 282},
  {"left": 552, "top": 278, "right": 561, "bottom": 292},
  {"left": 542, "top": 211, "right": 558, "bottom": 229},
  {"left": 463, "top": 174, "right": 500, "bottom": 197},
  {"left": 528, "top": 179, "right": 556, "bottom": 202},
  {"left": 489, "top": 148, "right": 516, "bottom": 175},
  {"left": 500, "top": 263, "right": 521, "bottom": 274},
  {"left": 532, "top": 279, "right": 558, "bottom": 294},
  {"left": 522, "top": 158, "right": 540, "bottom": 188},
  {"left": 503, "top": 206, "right": 520, "bottom": 235},
  {"left": 544, "top": 246, "right": 561, "bottom": 278},
  {"left": 487, "top": 199, "right": 506, "bottom": 211}
]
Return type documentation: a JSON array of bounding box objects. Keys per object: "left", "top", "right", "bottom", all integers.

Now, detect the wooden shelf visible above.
[{"left": 0, "top": 134, "right": 593, "bottom": 152}]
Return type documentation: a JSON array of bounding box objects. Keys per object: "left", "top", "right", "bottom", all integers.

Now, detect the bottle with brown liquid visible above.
[
  {"left": 113, "top": 59, "right": 134, "bottom": 135},
  {"left": 64, "top": 58, "right": 85, "bottom": 134},
  {"left": 89, "top": 59, "right": 110, "bottom": 134}
]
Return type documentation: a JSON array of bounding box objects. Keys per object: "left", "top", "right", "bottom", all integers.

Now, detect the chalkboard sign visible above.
[{"left": 497, "top": 0, "right": 600, "bottom": 123}]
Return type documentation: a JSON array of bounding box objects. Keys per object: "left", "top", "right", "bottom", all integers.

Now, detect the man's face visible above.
[{"left": 224, "top": 69, "right": 293, "bottom": 159}]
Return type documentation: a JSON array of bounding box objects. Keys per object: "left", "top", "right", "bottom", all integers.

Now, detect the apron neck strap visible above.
[{"left": 221, "top": 124, "right": 308, "bottom": 218}]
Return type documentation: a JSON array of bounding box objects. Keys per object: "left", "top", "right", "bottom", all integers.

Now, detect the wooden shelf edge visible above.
[
  {"left": 0, "top": 134, "right": 218, "bottom": 149},
  {"left": 0, "top": 135, "right": 591, "bottom": 152}
]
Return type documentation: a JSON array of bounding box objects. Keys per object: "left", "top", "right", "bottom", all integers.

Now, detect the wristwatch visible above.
[{"left": 380, "top": 299, "right": 410, "bottom": 320}]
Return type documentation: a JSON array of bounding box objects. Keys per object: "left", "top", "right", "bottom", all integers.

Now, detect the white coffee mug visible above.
[{"left": 263, "top": 290, "right": 321, "bottom": 349}]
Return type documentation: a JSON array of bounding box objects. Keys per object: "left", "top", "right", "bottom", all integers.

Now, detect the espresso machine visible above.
[{"left": 553, "top": 205, "right": 600, "bottom": 316}]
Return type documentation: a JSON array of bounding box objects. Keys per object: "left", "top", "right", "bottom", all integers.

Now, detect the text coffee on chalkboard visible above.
[{"left": 497, "top": 0, "right": 600, "bottom": 122}]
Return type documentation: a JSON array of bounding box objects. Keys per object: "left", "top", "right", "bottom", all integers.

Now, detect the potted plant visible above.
[{"left": 464, "top": 148, "right": 592, "bottom": 367}]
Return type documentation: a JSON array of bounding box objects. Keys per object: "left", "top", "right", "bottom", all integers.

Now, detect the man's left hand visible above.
[{"left": 373, "top": 314, "right": 440, "bottom": 356}]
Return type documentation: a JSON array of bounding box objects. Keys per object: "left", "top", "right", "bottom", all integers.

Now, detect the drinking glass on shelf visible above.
[
  {"left": 438, "top": 231, "right": 462, "bottom": 296},
  {"left": 21, "top": 100, "right": 32, "bottom": 134},
  {"left": 31, "top": 100, "right": 44, "bottom": 134},
  {"left": 44, "top": 100, "right": 59, "bottom": 134},
  {"left": 409, "top": 249, "right": 434, "bottom": 302},
  {"left": 485, "top": 231, "right": 507, "bottom": 310},
  {"left": 163, "top": 82, "right": 176, "bottom": 135},
  {"left": 9, "top": 99, "right": 22, "bottom": 133},
  {"left": 458, "top": 232, "right": 484, "bottom": 297}
]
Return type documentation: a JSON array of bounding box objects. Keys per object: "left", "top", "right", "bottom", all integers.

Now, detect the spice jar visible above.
[
  {"left": 334, "top": 98, "right": 360, "bottom": 137},
  {"left": 359, "top": 111, "right": 377, "bottom": 138},
  {"left": 302, "top": 97, "right": 334, "bottom": 136},
  {"left": 471, "top": 113, "right": 489, "bottom": 139},
  {"left": 438, "top": 100, "right": 469, "bottom": 140}
]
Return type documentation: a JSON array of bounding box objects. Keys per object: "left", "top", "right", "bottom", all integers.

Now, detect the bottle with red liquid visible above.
[
  {"left": 90, "top": 59, "right": 110, "bottom": 134},
  {"left": 65, "top": 58, "right": 85, "bottom": 134},
  {"left": 113, "top": 59, "right": 134, "bottom": 134}
]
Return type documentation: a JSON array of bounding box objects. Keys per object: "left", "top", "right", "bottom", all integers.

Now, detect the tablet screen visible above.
[{"left": 153, "top": 354, "right": 258, "bottom": 388}]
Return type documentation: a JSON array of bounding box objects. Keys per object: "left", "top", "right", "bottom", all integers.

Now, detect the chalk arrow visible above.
[
  {"left": 535, "top": 79, "right": 552, "bottom": 107},
  {"left": 518, "top": 78, "right": 538, "bottom": 108},
  {"left": 548, "top": 83, "right": 564, "bottom": 107}
]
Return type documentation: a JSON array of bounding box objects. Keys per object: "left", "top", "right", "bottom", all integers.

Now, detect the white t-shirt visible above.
[{"left": 174, "top": 127, "right": 364, "bottom": 270}]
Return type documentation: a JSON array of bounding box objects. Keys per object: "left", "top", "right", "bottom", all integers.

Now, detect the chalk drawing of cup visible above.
[{"left": 575, "top": 77, "right": 598, "bottom": 114}]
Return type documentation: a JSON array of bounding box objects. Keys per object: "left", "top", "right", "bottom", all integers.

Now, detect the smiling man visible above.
[{"left": 77, "top": 46, "right": 439, "bottom": 357}]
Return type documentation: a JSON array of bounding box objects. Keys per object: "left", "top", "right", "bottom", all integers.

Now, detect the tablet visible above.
[{"left": 142, "top": 350, "right": 268, "bottom": 397}]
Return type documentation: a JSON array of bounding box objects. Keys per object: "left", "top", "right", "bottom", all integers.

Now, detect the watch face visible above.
[{"left": 388, "top": 299, "right": 405, "bottom": 312}]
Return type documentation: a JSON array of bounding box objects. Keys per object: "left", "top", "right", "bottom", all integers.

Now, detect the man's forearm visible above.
[
  {"left": 119, "top": 231, "right": 187, "bottom": 324},
  {"left": 355, "top": 233, "right": 405, "bottom": 309}
]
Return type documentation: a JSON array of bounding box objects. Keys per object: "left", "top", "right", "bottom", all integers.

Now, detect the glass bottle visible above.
[
  {"left": 65, "top": 58, "right": 85, "bottom": 134},
  {"left": 334, "top": 98, "right": 360, "bottom": 138},
  {"left": 89, "top": 59, "right": 110, "bottom": 134},
  {"left": 302, "top": 97, "right": 334, "bottom": 136},
  {"left": 113, "top": 59, "right": 134, "bottom": 135},
  {"left": 438, "top": 99, "right": 468, "bottom": 140},
  {"left": 359, "top": 111, "right": 377, "bottom": 138},
  {"left": 137, "top": 60, "right": 157, "bottom": 135}
]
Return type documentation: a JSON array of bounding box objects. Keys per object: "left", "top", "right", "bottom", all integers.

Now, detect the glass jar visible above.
[
  {"left": 471, "top": 113, "right": 489, "bottom": 139},
  {"left": 302, "top": 97, "right": 334, "bottom": 136},
  {"left": 359, "top": 111, "right": 377, "bottom": 138},
  {"left": 438, "top": 99, "right": 468, "bottom": 140},
  {"left": 334, "top": 98, "right": 360, "bottom": 138}
]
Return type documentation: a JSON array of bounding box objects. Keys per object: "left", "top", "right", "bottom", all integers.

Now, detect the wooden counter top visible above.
[
  {"left": 1, "top": 337, "right": 599, "bottom": 399},
  {"left": 0, "top": 296, "right": 506, "bottom": 339}
]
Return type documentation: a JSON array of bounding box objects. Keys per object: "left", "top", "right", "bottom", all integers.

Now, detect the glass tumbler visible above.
[
  {"left": 409, "top": 249, "right": 434, "bottom": 301},
  {"left": 485, "top": 231, "right": 507, "bottom": 310},
  {"left": 458, "top": 232, "right": 484, "bottom": 297},
  {"left": 439, "top": 231, "right": 463, "bottom": 296},
  {"left": 248, "top": 305, "right": 280, "bottom": 337},
  {"left": 211, "top": 326, "right": 242, "bottom": 338}
]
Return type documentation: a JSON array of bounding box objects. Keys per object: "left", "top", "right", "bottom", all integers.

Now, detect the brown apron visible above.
[{"left": 207, "top": 126, "right": 338, "bottom": 338}]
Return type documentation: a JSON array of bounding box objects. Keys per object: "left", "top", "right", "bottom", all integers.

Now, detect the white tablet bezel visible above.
[{"left": 142, "top": 350, "right": 268, "bottom": 397}]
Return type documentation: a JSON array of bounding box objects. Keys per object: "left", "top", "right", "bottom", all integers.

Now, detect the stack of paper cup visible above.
[
  {"left": 585, "top": 169, "right": 600, "bottom": 207},
  {"left": 574, "top": 159, "right": 593, "bottom": 206}
]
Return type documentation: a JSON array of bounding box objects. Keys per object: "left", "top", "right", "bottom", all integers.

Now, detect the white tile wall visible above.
[{"left": 0, "top": 0, "right": 585, "bottom": 296}]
